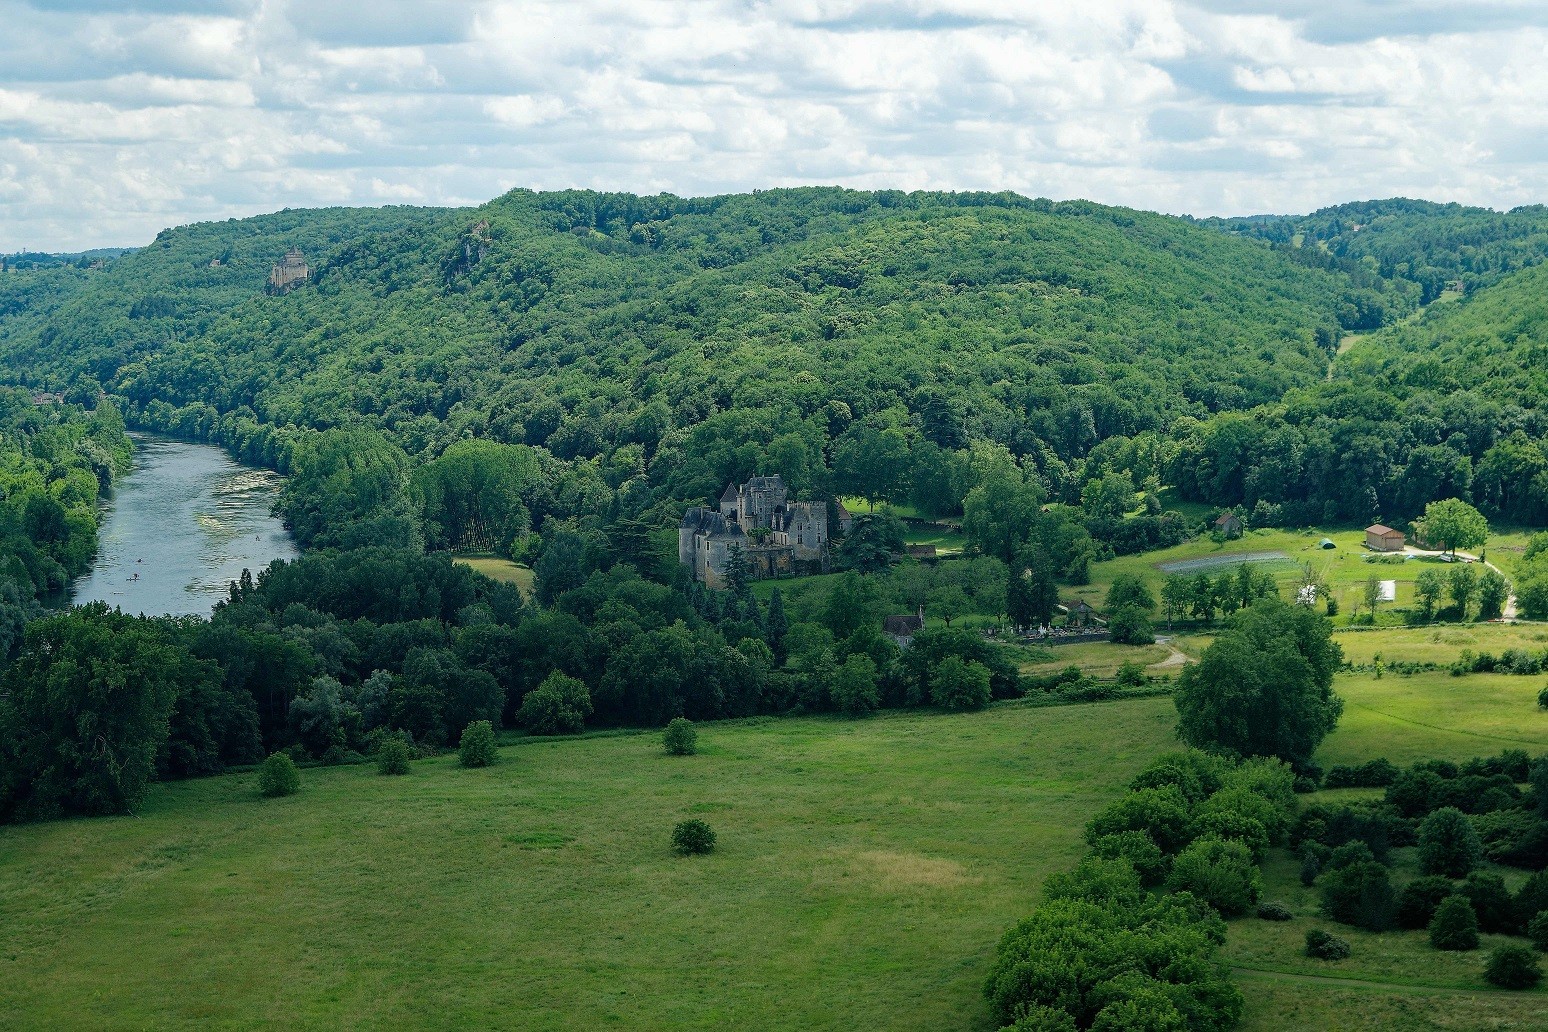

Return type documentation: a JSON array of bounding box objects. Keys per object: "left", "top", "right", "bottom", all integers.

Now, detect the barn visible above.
[{"left": 1365, "top": 524, "right": 1405, "bottom": 552}]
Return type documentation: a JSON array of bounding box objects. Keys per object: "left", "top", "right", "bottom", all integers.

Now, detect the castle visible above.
[
  {"left": 266, "top": 248, "right": 310, "bottom": 294},
  {"left": 679, "top": 475, "right": 831, "bottom": 587}
]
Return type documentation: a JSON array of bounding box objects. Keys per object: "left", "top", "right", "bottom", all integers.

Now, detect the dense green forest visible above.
[{"left": 1204, "top": 197, "right": 1548, "bottom": 304}]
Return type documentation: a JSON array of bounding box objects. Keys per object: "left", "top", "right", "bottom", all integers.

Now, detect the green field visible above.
[
  {"left": 4, "top": 613, "right": 1546, "bottom": 1030},
  {"left": 452, "top": 554, "right": 536, "bottom": 596},
  {"left": 1316, "top": 669, "right": 1548, "bottom": 767},
  {"left": 0, "top": 702, "right": 1179, "bottom": 1032}
]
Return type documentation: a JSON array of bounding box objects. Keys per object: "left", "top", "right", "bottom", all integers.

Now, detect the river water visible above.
[{"left": 71, "top": 434, "right": 298, "bottom": 617}]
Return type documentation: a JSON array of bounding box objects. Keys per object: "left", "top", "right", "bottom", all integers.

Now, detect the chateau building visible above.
[
  {"left": 679, "top": 475, "right": 829, "bottom": 587},
  {"left": 266, "top": 248, "right": 310, "bottom": 294}
]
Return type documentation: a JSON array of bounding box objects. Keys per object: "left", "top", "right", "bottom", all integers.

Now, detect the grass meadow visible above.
[
  {"left": 3, "top": 604, "right": 1545, "bottom": 1030},
  {"left": 0, "top": 701, "right": 1178, "bottom": 1032}
]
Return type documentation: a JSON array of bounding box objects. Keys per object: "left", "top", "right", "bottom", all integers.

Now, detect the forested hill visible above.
[
  {"left": 1339, "top": 259, "right": 1548, "bottom": 407},
  {"left": 1203, "top": 197, "right": 1548, "bottom": 305},
  {"left": 1167, "top": 258, "right": 1548, "bottom": 527},
  {"left": 0, "top": 188, "right": 1364, "bottom": 491}
]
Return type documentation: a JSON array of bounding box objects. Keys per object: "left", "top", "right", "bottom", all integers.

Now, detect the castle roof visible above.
[
  {"left": 747, "top": 475, "right": 786, "bottom": 492},
  {"left": 721, "top": 482, "right": 741, "bottom": 502}
]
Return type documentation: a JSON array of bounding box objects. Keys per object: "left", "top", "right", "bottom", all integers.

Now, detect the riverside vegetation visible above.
[{"left": 2, "top": 189, "right": 1548, "bottom": 1028}]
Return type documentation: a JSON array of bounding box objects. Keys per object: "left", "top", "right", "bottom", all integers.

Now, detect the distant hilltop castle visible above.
[
  {"left": 679, "top": 475, "right": 834, "bottom": 587},
  {"left": 266, "top": 248, "right": 309, "bottom": 294}
]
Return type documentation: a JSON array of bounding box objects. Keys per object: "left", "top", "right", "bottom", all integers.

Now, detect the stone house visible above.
[
  {"left": 266, "top": 248, "right": 310, "bottom": 294},
  {"left": 679, "top": 475, "right": 829, "bottom": 587}
]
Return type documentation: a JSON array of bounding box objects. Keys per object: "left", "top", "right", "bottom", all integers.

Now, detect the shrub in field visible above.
[
  {"left": 1417, "top": 807, "right": 1482, "bottom": 877},
  {"left": 1429, "top": 895, "right": 1480, "bottom": 951},
  {"left": 1461, "top": 872, "right": 1517, "bottom": 934},
  {"left": 1320, "top": 860, "right": 1396, "bottom": 931},
  {"left": 984, "top": 891, "right": 1239, "bottom": 1031},
  {"left": 1003, "top": 1007, "right": 1078, "bottom": 1031},
  {"left": 1164, "top": 836, "right": 1260, "bottom": 916},
  {"left": 1483, "top": 945, "right": 1543, "bottom": 989},
  {"left": 258, "top": 753, "right": 300, "bottom": 797},
  {"left": 1519, "top": 871, "right": 1548, "bottom": 928},
  {"left": 1304, "top": 929, "right": 1350, "bottom": 960},
  {"left": 1527, "top": 911, "right": 1548, "bottom": 951},
  {"left": 1129, "top": 750, "right": 1230, "bottom": 804},
  {"left": 1396, "top": 876, "right": 1456, "bottom": 930},
  {"left": 458, "top": 720, "right": 497, "bottom": 767},
  {"left": 377, "top": 736, "right": 411, "bottom": 776},
  {"left": 671, "top": 818, "right": 716, "bottom": 855},
  {"left": 1538, "top": 685, "right": 1548, "bottom": 711},
  {"left": 1257, "top": 900, "right": 1293, "bottom": 921},
  {"left": 662, "top": 717, "right": 698, "bottom": 755}
]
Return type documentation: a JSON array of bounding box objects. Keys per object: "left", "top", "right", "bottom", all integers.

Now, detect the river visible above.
[{"left": 71, "top": 434, "right": 299, "bottom": 617}]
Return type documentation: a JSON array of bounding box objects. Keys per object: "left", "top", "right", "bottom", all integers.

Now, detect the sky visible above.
[{"left": 4, "top": 0, "right": 1548, "bottom": 251}]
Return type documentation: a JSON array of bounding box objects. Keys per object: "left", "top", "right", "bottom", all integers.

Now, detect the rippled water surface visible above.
[{"left": 72, "top": 434, "right": 298, "bottom": 616}]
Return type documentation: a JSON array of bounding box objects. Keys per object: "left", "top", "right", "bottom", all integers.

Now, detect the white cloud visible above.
[{"left": 0, "top": 0, "right": 1546, "bottom": 250}]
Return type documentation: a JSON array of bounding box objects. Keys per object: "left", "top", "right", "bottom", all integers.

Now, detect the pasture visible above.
[{"left": 0, "top": 701, "right": 1178, "bottom": 1032}]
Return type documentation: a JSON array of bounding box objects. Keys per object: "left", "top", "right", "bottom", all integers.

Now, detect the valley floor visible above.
[{"left": 3, "top": 660, "right": 1544, "bottom": 1030}]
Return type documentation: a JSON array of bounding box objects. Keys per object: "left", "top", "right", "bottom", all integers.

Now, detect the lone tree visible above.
[
  {"left": 662, "top": 717, "right": 698, "bottom": 755},
  {"left": 458, "top": 720, "right": 498, "bottom": 768},
  {"left": 1174, "top": 598, "right": 1343, "bottom": 771},
  {"left": 1420, "top": 498, "right": 1488, "bottom": 559},
  {"left": 258, "top": 753, "right": 301, "bottom": 798},
  {"left": 671, "top": 818, "right": 716, "bottom": 855}
]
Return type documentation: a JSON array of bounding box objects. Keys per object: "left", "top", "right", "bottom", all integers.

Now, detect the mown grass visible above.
[
  {"left": 1019, "top": 640, "right": 1173, "bottom": 677},
  {"left": 1318, "top": 670, "right": 1548, "bottom": 767},
  {"left": 452, "top": 554, "right": 535, "bottom": 595},
  {"left": 1334, "top": 623, "right": 1548, "bottom": 668},
  {"left": 0, "top": 701, "right": 1179, "bottom": 1032}
]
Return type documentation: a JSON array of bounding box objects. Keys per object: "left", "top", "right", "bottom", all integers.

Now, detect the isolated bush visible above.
[
  {"left": 1164, "top": 836, "right": 1260, "bottom": 916},
  {"left": 662, "top": 717, "right": 698, "bottom": 755},
  {"left": 458, "top": 720, "right": 497, "bottom": 768},
  {"left": 377, "top": 735, "right": 412, "bottom": 776},
  {"left": 1089, "top": 832, "right": 1168, "bottom": 886},
  {"left": 1538, "top": 685, "right": 1548, "bottom": 710},
  {"left": 671, "top": 818, "right": 716, "bottom": 855},
  {"left": 517, "top": 671, "right": 592, "bottom": 735},
  {"left": 257, "top": 752, "right": 300, "bottom": 798},
  {"left": 1396, "top": 876, "right": 1456, "bottom": 930},
  {"left": 1418, "top": 807, "right": 1482, "bottom": 877},
  {"left": 1257, "top": 900, "right": 1293, "bottom": 921},
  {"left": 1320, "top": 860, "right": 1396, "bottom": 931},
  {"left": 1483, "top": 945, "right": 1543, "bottom": 989},
  {"left": 1528, "top": 911, "right": 1548, "bottom": 951},
  {"left": 1429, "top": 895, "right": 1480, "bottom": 951},
  {"left": 1304, "top": 929, "right": 1350, "bottom": 960}
]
